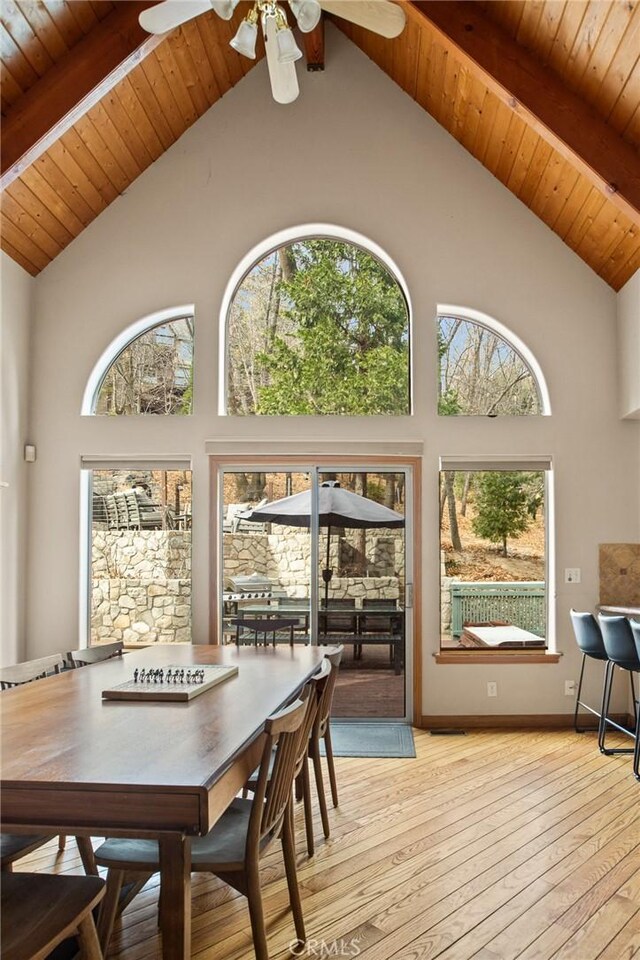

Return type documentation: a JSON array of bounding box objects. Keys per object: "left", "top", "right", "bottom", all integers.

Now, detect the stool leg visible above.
[
  {"left": 633, "top": 700, "right": 640, "bottom": 782},
  {"left": 598, "top": 661, "right": 614, "bottom": 754},
  {"left": 574, "top": 653, "right": 586, "bottom": 733}
]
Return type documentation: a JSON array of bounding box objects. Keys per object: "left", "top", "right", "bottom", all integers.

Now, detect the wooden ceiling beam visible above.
[
  {"left": 1, "top": 1, "right": 163, "bottom": 192},
  {"left": 303, "top": 18, "right": 325, "bottom": 71},
  {"left": 409, "top": 1, "right": 640, "bottom": 223}
]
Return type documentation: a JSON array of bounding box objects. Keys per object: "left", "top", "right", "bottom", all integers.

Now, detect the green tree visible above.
[
  {"left": 254, "top": 240, "right": 409, "bottom": 414},
  {"left": 472, "top": 472, "right": 532, "bottom": 557}
]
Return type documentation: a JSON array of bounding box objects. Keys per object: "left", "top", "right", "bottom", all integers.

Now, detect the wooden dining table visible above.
[{"left": 1, "top": 643, "right": 328, "bottom": 960}]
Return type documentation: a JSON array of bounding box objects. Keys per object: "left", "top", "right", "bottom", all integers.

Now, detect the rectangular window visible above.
[
  {"left": 439, "top": 460, "right": 550, "bottom": 652},
  {"left": 84, "top": 465, "right": 192, "bottom": 646}
]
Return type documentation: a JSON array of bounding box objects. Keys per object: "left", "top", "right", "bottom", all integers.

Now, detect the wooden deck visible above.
[
  {"left": 332, "top": 646, "right": 405, "bottom": 718},
  {"left": 16, "top": 728, "right": 640, "bottom": 960}
]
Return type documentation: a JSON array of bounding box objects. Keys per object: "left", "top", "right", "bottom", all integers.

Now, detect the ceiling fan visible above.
[{"left": 139, "top": 1, "right": 407, "bottom": 104}]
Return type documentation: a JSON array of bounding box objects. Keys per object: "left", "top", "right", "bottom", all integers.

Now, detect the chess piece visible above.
[
  {"left": 133, "top": 669, "right": 139, "bottom": 683},
  {"left": 166, "top": 669, "right": 173, "bottom": 682},
  {"left": 140, "top": 669, "right": 146, "bottom": 683},
  {"left": 186, "top": 671, "right": 192, "bottom": 683}
]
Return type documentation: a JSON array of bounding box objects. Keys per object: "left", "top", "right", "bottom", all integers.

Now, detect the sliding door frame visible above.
[{"left": 209, "top": 455, "right": 422, "bottom": 725}]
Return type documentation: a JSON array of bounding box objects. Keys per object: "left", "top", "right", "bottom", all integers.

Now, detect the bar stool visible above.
[
  {"left": 628, "top": 620, "right": 640, "bottom": 781},
  {"left": 597, "top": 614, "right": 639, "bottom": 756},
  {"left": 569, "top": 610, "right": 609, "bottom": 733}
]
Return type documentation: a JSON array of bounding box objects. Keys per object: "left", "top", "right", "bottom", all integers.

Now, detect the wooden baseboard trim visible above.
[{"left": 419, "top": 713, "right": 632, "bottom": 730}]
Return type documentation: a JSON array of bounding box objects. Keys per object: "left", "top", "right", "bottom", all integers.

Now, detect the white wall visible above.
[
  {"left": 1, "top": 252, "right": 33, "bottom": 666},
  {"left": 617, "top": 270, "right": 640, "bottom": 419},
  {"left": 27, "top": 29, "right": 639, "bottom": 716}
]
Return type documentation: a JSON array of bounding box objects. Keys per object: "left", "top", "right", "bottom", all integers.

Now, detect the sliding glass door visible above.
[{"left": 217, "top": 463, "right": 412, "bottom": 721}]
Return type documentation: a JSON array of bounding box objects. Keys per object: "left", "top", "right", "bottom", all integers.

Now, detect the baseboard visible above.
[{"left": 419, "top": 713, "right": 633, "bottom": 730}]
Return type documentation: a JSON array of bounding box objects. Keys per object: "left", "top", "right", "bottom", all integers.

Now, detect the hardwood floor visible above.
[{"left": 16, "top": 728, "right": 640, "bottom": 960}]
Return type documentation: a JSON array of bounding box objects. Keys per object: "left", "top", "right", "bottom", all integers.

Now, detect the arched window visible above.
[
  {"left": 82, "top": 307, "right": 194, "bottom": 415},
  {"left": 437, "top": 306, "right": 549, "bottom": 416},
  {"left": 224, "top": 229, "right": 411, "bottom": 415}
]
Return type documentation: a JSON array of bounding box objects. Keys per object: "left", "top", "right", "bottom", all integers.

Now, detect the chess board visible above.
[{"left": 102, "top": 664, "right": 238, "bottom": 702}]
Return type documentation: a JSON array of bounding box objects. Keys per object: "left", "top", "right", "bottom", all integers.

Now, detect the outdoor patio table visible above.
[{"left": 1, "top": 643, "right": 326, "bottom": 960}]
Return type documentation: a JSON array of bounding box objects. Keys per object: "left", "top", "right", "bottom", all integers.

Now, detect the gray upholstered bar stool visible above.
[
  {"left": 627, "top": 619, "right": 640, "bottom": 781},
  {"left": 597, "top": 614, "right": 639, "bottom": 757},
  {"left": 569, "top": 610, "right": 610, "bottom": 733}
]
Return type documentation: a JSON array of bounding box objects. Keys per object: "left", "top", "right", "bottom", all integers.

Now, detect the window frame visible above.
[
  {"left": 219, "top": 224, "right": 413, "bottom": 416},
  {"left": 437, "top": 304, "right": 551, "bottom": 417},
  {"left": 81, "top": 305, "right": 195, "bottom": 416}
]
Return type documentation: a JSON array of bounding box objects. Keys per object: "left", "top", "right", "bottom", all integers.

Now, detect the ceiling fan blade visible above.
[
  {"left": 319, "top": 0, "right": 406, "bottom": 38},
  {"left": 139, "top": 1, "right": 212, "bottom": 35},
  {"left": 263, "top": 15, "right": 300, "bottom": 105}
]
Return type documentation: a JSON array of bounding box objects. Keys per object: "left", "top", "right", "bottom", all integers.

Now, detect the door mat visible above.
[{"left": 321, "top": 722, "right": 416, "bottom": 758}]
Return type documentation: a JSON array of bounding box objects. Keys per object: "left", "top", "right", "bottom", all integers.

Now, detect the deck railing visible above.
[{"left": 450, "top": 581, "right": 546, "bottom": 638}]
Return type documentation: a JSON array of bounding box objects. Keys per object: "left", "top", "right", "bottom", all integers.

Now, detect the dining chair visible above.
[
  {"left": 0, "top": 653, "right": 64, "bottom": 689},
  {"left": 627, "top": 620, "right": 640, "bottom": 781},
  {"left": 1, "top": 871, "right": 106, "bottom": 960},
  {"left": 569, "top": 610, "right": 610, "bottom": 733},
  {"left": 93, "top": 697, "right": 312, "bottom": 960},
  {"left": 66, "top": 641, "right": 124, "bottom": 667},
  {"left": 231, "top": 617, "right": 296, "bottom": 647},
  {"left": 246, "top": 659, "right": 330, "bottom": 857},
  {"left": 306, "top": 647, "right": 343, "bottom": 843},
  {"left": 597, "top": 614, "right": 639, "bottom": 757},
  {"left": 0, "top": 653, "right": 98, "bottom": 875}
]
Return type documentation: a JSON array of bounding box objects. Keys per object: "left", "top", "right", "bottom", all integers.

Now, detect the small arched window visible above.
[
  {"left": 438, "top": 307, "right": 548, "bottom": 416},
  {"left": 225, "top": 233, "right": 411, "bottom": 415},
  {"left": 84, "top": 309, "right": 194, "bottom": 415}
]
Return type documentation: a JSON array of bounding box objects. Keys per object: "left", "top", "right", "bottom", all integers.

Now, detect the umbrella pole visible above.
[{"left": 323, "top": 525, "right": 332, "bottom": 609}]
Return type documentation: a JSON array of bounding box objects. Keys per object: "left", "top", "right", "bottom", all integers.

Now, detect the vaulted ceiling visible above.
[{"left": 1, "top": 1, "right": 639, "bottom": 288}]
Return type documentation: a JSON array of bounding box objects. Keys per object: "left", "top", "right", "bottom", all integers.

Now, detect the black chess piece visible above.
[
  {"left": 133, "top": 669, "right": 139, "bottom": 683},
  {"left": 166, "top": 669, "right": 173, "bottom": 682},
  {"left": 186, "top": 670, "right": 192, "bottom": 683},
  {"left": 179, "top": 670, "right": 185, "bottom": 683},
  {"left": 140, "top": 669, "right": 146, "bottom": 683}
]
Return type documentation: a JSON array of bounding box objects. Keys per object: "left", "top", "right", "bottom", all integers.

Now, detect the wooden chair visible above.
[
  {"left": 306, "top": 648, "right": 343, "bottom": 842},
  {"left": 247, "top": 660, "right": 330, "bottom": 857},
  {"left": 1, "top": 872, "right": 106, "bottom": 960},
  {"left": 93, "top": 697, "right": 311, "bottom": 960},
  {"left": 67, "top": 641, "right": 124, "bottom": 667},
  {"left": 0, "top": 653, "right": 64, "bottom": 690},
  {"left": 0, "top": 653, "right": 98, "bottom": 874}
]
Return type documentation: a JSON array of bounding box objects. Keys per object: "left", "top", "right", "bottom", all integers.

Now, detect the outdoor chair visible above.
[
  {"left": 569, "top": 610, "right": 611, "bottom": 733},
  {"left": 231, "top": 617, "right": 297, "bottom": 647},
  {"left": 0, "top": 652, "right": 99, "bottom": 876},
  {"left": 2, "top": 871, "right": 106, "bottom": 960},
  {"left": 627, "top": 620, "right": 640, "bottom": 780},
  {"left": 597, "top": 614, "right": 639, "bottom": 757},
  {"left": 93, "top": 697, "right": 311, "bottom": 960},
  {"left": 67, "top": 641, "right": 124, "bottom": 668},
  {"left": 306, "top": 647, "right": 343, "bottom": 843}
]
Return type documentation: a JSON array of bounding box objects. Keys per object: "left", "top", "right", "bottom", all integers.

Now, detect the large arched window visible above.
[
  {"left": 224, "top": 229, "right": 411, "bottom": 415},
  {"left": 82, "top": 306, "right": 194, "bottom": 416},
  {"left": 437, "top": 305, "right": 549, "bottom": 416}
]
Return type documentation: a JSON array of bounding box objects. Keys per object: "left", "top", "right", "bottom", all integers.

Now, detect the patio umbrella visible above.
[{"left": 243, "top": 481, "right": 405, "bottom": 607}]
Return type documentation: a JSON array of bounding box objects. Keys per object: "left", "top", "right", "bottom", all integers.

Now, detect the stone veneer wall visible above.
[
  {"left": 224, "top": 529, "right": 405, "bottom": 600},
  {"left": 91, "top": 530, "right": 191, "bottom": 644}
]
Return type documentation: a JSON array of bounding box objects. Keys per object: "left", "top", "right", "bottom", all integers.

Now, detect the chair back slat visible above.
[
  {"left": 0, "top": 654, "right": 64, "bottom": 690},
  {"left": 67, "top": 642, "right": 124, "bottom": 667},
  {"left": 314, "top": 647, "right": 343, "bottom": 739}
]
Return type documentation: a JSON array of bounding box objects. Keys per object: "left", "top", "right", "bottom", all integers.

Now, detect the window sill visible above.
[{"left": 434, "top": 651, "right": 561, "bottom": 665}]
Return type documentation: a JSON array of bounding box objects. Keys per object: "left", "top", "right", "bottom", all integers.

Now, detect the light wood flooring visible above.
[{"left": 16, "top": 727, "right": 640, "bottom": 960}]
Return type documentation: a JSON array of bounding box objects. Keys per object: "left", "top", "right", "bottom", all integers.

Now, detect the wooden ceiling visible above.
[{"left": 1, "top": 1, "right": 639, "bottom": 289}]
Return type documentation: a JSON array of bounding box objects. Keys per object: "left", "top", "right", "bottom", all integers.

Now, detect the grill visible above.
[{"left": 223, "top": 573, "right": 274, "bottom": 603}]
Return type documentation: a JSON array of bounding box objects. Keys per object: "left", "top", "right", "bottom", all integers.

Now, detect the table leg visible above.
[{"left": 159, "top": 834, "right": 191, "bottom": 960}]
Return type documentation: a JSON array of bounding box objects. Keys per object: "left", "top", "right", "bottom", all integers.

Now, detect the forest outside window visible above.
[
  {"left": 225, "top": 237, "right": 411, "bottom": 415},
  {"left": 92, "top": 315, "right": 193, "bottom": 415},
  {"left": 440, "top": 462, "right": 551, "bottom": 654},
  {"left": 438, "top": 313, "right": 543, "bottom": 416}
]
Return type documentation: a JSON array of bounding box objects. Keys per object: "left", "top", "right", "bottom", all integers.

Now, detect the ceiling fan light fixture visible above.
[
  {"left": 211, "top": 0, "right": 240, "bottom": 20},
  {"left": 230, "top": 14, "right": 259, "bottom": 58},
  {"left": 288, "top": 0, "right": 321, "bottom": 33},
  {"left": 276, "top": 25, "right": 303, "bottom": 63}
]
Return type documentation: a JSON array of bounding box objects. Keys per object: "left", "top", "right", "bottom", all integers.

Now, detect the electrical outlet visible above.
[
  {"left": 564, "top": 568, "right": 581, "bottom": 584},
  {"left": 564, "top": 680, "right": 576, "bottom": 696},
  {"left": 487, "top": 681, "right": 498, "bottom": 698}
]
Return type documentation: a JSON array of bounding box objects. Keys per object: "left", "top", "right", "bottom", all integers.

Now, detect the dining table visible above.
[{"left": 1, "top": 643, "right": 328, "bottom": 960}]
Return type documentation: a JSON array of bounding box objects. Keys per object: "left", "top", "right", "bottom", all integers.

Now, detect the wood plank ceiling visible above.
[{"left": 1, "top": 1, "right": 639, "bottom": 289}]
